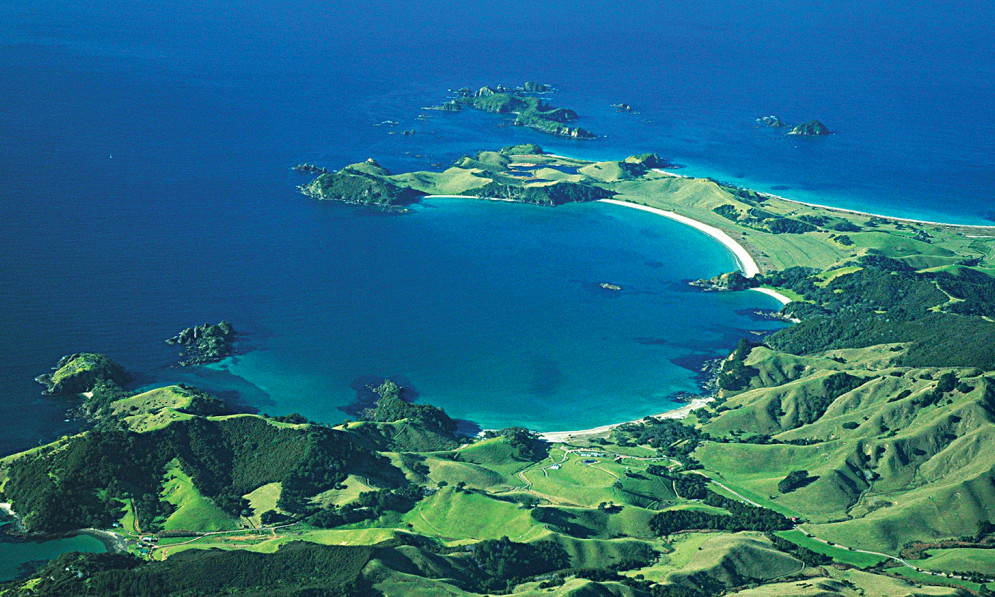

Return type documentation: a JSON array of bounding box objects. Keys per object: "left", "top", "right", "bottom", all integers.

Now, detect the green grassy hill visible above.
[
  {"left": 694, "top": 343, "right": 995, "bottom": 553},
  {"left": 666, "top": 533, "right": 804, "bottom": 591}
]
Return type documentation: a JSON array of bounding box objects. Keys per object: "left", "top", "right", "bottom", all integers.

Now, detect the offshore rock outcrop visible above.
[
  {"left": 789, "top": 119, "right": 833, "bottom": 136},
  {"left": 166, "top": 321, "right": 238, "bottom": 366}
]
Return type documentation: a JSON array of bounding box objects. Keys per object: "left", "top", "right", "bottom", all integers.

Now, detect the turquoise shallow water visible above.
[{"left": 161, "top": 198, "right": 786, "bottom": 432}]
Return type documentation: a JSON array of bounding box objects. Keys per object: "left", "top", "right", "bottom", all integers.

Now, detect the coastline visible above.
[
  {"left": 529, "top": 197, "right": 798, "bottom": 440},
  {"left": 756, "top": 191, "right": 995, "bottom": 230},
  {"left": 79, "top": 528, "right": 126, "bottom": 553},
  {"left": 650, "top": 169, "right": 995, "bottom": 230},
  {"left": 428, "top": 193, "right": 792, "bottom": 442},
  {"left": 751, "top": 286, "right": 792, "bottom": 305},
  {"left": 598, "top": 198, "right": 761, "bottom": 277},
  {"left": 534, "top": 201, "right": 793, "bottom": 442},
  {"left": 424, "top": 194, "right": 517, "bottom": 203},
  {"left": 0, "top": 503, "right": 24, "bottom": 534},
  {"left": 423, "top": 186, "right": 797, "bottom": 443},
  {"left": 538, "top": 396, "right": 712, "bottom": 442},
  {"left": 0, "top": 502, "right": 120, "bottom": 553}
]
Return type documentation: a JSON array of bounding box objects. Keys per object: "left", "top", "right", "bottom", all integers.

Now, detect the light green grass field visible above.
[
  {"left": 159, "top": 459, "right": 237, "bottom": 532},
  {"left": 455, "top": 437, "right": 530, "bottom": 481},
  {"left": 669, "top": 532, "right": 804, "bottom": 585},
  {"left": 913, "top": 548, "right": 995, "bottom": 576},
  {"left": 244, "top": 482, "right": 282, "bottom": 526},
  {"left": 775, "top": 529, "right": 887, "bottom": 567},
  {"left": 892, "top": 566, "right": 993, "bottom": 593},
  {"left": 111, "top": 385, "right": 192, "bottom": 416},
  {"left": 154, "top": 527, "right": 399, "bottom": 560},
  {"left": 814, "top": 265, "right": 862, "bottom": 286},
  {"left": 527, "top": 459, "right": 624, "bottom": 507},
  {"left": 402, "top": 487, "right": 544, "bottom": 542},
  {"left": 309, "top": 474, "right": 374, "bottom": 509},
  {"left": 423, "top": 456, "right": 509, "bottom": 490},
  {"left": 118, "top": 499, "right": 138, "bottom": 535},
  {"left": 621, "top": 532, "right": 715, "bottom": 582},
  {"left": 726, "top": 567, "right": 964, "bottom": 596}
]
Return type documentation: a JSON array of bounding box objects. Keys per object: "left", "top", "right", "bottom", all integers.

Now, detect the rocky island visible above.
[
  {"left": 689, "top": 271, "right": 757, "bottom": 292},
  {"left": 755, "top": 114, "right": 787, "bottom": 128},
  {"left": 291, "top": 163, "right": 329, "bottom": 175},
  {"left": 788, "top": 119, "right": 833, "bottom": 136},
  {"left": 425, "top": 82, "right": 596, "bottom": 139},
  {"left": 298, "top": 159, "right": 427, "bottom": 211},
  {"left": 166, "top": 320, "right": 238, "bottom": 366}
]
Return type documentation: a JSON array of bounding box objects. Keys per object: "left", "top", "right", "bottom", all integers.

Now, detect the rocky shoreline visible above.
[
  {"left": 1, "top": 503, "right": 125, "bottom": 554},
  {"left": 35, "top": 353, "right": 131, "bottom": 397},
  {"left": 291, "top": 163, "right": 329, "bottom": 175}
]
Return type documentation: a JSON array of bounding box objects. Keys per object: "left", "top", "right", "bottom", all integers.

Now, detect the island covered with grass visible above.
[{"left": 3, "top": 146, "right": 995, "bottom": 595}]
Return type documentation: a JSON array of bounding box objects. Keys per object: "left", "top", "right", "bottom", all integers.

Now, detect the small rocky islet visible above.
[
  {"left": 788, "top": 119, "right": 833, "bottom": 136},
  {"left": 165, "top": 320, "right": 239, "bottom": 366},
  {"left": 291, "top": 163, "right": 329, "bottom": 175},
  {"left": 755, "top": 115, "right": 833, "bottom": 136}
]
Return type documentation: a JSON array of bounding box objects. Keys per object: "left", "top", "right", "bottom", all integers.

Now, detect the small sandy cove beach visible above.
[{"left": 539, "top": 396, "right": 712, "bottom": 443}]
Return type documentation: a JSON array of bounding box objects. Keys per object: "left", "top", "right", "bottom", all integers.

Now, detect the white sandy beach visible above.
[
  {"left": 538, "top": 397, "right": 713, "bottom": 442},
  {"left": 599, "top": 198, "right": 761, "bottom": 277},
  {"left": 751, "top": 286, "right": 792, "bottom": 305}
]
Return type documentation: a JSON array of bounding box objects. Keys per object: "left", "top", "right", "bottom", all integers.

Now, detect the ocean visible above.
[{"left": 1, "top": 1, "right": 993, "bottom": 458}]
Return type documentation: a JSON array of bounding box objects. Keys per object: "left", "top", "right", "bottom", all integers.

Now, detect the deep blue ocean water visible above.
[{"left": 1, "top": 1, "right": 993, "bottom": 457}]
